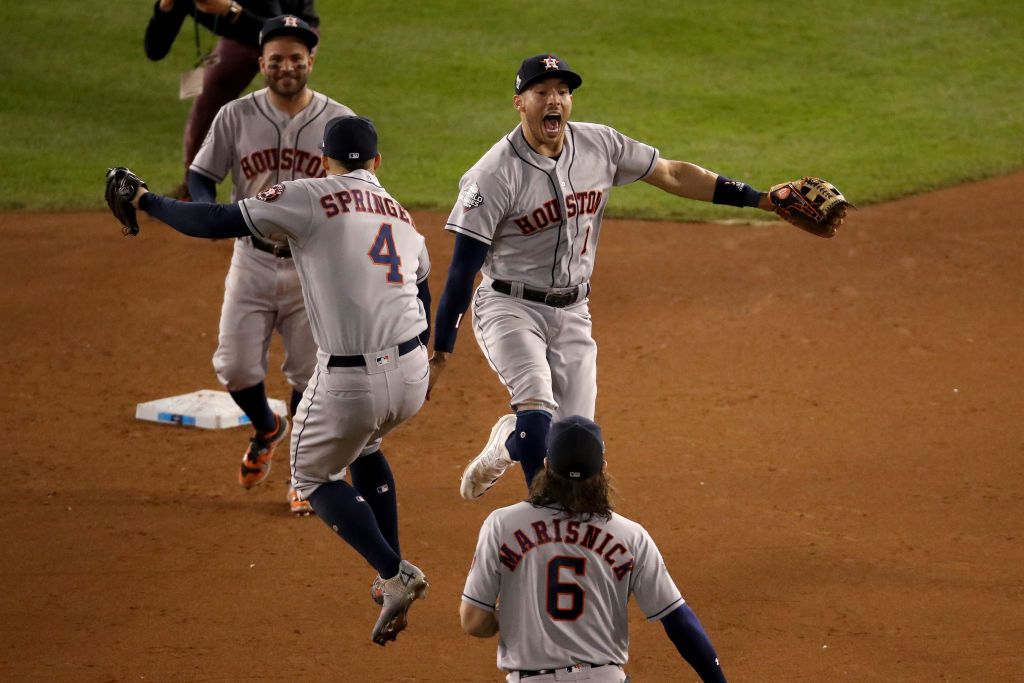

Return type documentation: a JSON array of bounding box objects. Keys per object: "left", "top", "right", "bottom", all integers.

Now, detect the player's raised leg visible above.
[{"left": 461, "top": 292, "right": 558, "bottom": 499}]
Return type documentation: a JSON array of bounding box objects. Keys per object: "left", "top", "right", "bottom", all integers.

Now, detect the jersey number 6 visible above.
[
  {"left": 546, "top": 556, "right": 586, "bottom": 621},
  {"left": 368, "top": 223, "right": 403, "bottom": 284}
]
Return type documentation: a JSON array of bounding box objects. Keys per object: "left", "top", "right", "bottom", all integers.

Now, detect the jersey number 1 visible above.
[
  {"left": 546, "top": 556, "right": 586, "bottom": 621},
  {"left": 368, "top": 223, "right": 402, "bottom": 284}
]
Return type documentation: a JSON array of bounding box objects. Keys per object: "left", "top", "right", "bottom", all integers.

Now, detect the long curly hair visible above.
[{"left": 527, "top": 467, "right": 615, "bottom": 522}]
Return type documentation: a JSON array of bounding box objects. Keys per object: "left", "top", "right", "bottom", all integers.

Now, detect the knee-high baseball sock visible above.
[
  {"left": 349, "top": 450, "right": 400, "bottom": 556},
  {"left": 309, "top": 480, "right": 401, "bottom": 580},
  {"left": 507, "top": 410, "right": 552, "bottom": 487},
  {"left": 229, "top": 382, "right": 276, "bottom": 433},
  {"left": 289, "top": 388, "right": 303, "bottom": 417}
]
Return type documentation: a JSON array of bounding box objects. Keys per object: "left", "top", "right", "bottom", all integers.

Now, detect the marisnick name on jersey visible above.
[
  {"left": 497, "top": 517, "right": 635, "bottom": 580},
  {"left": 241, "top": 148, "right": 328, "bottom": 180},
  {"left": 513, "top": 190, "right": 604, "bottom": 236}
]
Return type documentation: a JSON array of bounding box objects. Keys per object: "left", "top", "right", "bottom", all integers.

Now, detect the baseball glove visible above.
[
  {"left": 105, "top": 167, "right": 148, "bottom": 236},
  {"left": 768, "top": 177, "right": 850, "bottom": 238}
]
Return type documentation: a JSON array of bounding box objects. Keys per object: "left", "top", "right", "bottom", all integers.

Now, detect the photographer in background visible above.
[{"left": 143, "top": 0, "right": 319, "bottom": 199}]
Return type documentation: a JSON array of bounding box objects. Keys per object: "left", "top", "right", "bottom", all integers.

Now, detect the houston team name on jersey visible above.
[
  {"left": 240, "top": 148, "right": 327, "bottom": 180},
  {"left": 512, "top": 190, "right": 604, "bottom": 235},
  {"left": 497, "top": 517, "right": 635, "bottom": 580},
  {"left": 319, "top": 188, "right": 415, "bottom": 226}
]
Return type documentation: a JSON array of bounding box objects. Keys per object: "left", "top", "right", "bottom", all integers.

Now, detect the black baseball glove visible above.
[
  {"left": 105, "top": 167, "right": 148, "bottom": 236},
  {"left": 768, "top": 177, "right": 851, "bottom": 238}
]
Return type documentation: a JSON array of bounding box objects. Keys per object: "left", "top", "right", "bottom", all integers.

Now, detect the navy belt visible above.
[
  {"left": 250, "top": 236, "right": 292, "bottom": 258},
  {"left": 518, "top": 664, "right": 612, "bottom": 679},
  {"left": 327, "top": 337, "right": 421, "bottom": 368},
  {"left": 492, "top": 279, "right": 589, "bottom": 308}
]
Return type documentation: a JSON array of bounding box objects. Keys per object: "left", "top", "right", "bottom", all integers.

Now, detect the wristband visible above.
[{"left": 712, "top": 175, "right": 762, "bottom": 208}]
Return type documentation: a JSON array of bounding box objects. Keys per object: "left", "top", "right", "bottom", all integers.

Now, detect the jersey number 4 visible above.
[
  {"left": 546, "top": 556, "right": 587, "bottom": 621},
  {"left": 368, "top": 223, "right": 403, "bottom": 284}
]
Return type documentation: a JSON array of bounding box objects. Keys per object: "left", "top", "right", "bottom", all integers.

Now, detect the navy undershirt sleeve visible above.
[
  {"left": 433, "top": 233, "right": 489, "bottom": 353},
  {"left": 187, "top": 169, "right": 218, "bottom": 204},
  {"left": 139, "top": 193, "right": 250, "bottom": 239},
  {"left": 661, "top": 604, "right": 727, "bottom": 682},
  {"left": 416, "top": 279, "right": 432, "bottom": 346}
]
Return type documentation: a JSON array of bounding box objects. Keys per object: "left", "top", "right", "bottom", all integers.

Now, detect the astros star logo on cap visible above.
[
  {"left": 542, "top": 56, "right": 559, "bottom": 70},
  {"left": 283, "top": 15, "right": 299, "bottom": 27}
]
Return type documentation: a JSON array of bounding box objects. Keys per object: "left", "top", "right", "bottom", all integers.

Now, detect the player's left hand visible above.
[
  {"left": 768, "top": 177, "right": 851, "bottom": 238},
  {"left": 105, "top": 167, "right": 148, "bottom": 237},
  {"left": 426, "top": 351, "right": 450, "bottom": 401}
]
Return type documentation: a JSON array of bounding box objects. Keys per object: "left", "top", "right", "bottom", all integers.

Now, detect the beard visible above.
[{"left": 266, "top": 69, "right": 308, "bottom": 97}]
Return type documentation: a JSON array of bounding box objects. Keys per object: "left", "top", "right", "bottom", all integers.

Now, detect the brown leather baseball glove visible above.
[{"left": 768, "top": 177, "right": 851, "bottom": 238}]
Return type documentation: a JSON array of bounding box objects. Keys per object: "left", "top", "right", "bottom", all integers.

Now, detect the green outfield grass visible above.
[{"left": 2, "top": 1, "right": 1022, "bottom": 219}]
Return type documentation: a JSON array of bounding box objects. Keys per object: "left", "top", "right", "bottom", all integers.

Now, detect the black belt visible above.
[
  {"left": 518, "top": 664, "right": 612, "bottom": 679},
  {"left": 250, "top": 237, "right": 292, "bottom": 259},
  {"left": 327, "top": 337, "right": 421, "bottom": 368},
  {"left": 492, "top": 279, "right": 589, "bottom": 308}
]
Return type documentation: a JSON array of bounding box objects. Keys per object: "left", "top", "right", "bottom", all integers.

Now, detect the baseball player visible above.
[
  {"left": 144, "top": 0, "right": 321, "bottom": 200},
  {"left": 112, "top": 114, "right": 432, "bottom": 646},
  {"left": 187, "top": 15, "right": 353, "bottom": 513},
  {"left": 460, "top": 416, "right": 727, "bottom": 682},
  {"left": 429, "top": 54, "right": 788, "bottom": 501}
]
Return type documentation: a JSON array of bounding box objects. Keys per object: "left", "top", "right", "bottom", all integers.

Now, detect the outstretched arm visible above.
[
  {"left": 643, "top": 158, "right": 773, "bottom": 210},
  {"left": 660, "top": 604, "right": 728, "bottom": 682},
  {"left": 136, "top": 190, "right": 250, "bottom": 239}
]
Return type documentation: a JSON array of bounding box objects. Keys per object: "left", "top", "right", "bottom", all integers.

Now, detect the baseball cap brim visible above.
[{"left": 517, "top": 69, "right": 582, "bottom": 95}]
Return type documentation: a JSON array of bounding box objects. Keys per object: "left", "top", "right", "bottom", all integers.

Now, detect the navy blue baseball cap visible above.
[
  {"left": 260, "top": 15, "right": 319, "bottom": 50},
  {"left": 547, "top": 416, "right": 604, "bottom": 481},
  {"left": 515, "top": 54, "right": 583, "bottom": 94},
  {"left": 321, "top": 115, "right": 378, "bottom": 162}
]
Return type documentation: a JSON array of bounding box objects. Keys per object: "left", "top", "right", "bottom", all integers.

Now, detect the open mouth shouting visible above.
[{"left": 542, "top": 112, "right": 562, "bottom": 137}]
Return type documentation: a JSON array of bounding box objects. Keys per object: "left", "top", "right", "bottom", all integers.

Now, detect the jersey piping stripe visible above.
[
  {"left": 250, "top": 92, "right": 283, "bottom": 185},
  {"left": 290, "top": 364, "right": 322, "bottom": 482},
  {"left": 445, "top": 223, "right": 493, "bottom": 245},
  {"left": 636, "top": 148, "right": 658, "bottom": 183},
  {"left": 291, "top": 94, "right": 330, "bottom": 182},
  {"left": 471, "top": 288, "right": 513, "bottom": 390},
  {"left": 505, "top": 131, "right": 565, "bottom": 289},
  {"left": 189, "top": 164, "right": 223, "bottom": 184},
  {"left": 238, "top": 199, "right": 263, "bottom": 239},
  {"left": 647, "top": 596, "right": 685, "bottom": 621},
  {"left": 564, "top": 124, "right": 579, "bottom": 288},
  {"left": 462, "top": 593, "right": 496, "bottom": 610}
]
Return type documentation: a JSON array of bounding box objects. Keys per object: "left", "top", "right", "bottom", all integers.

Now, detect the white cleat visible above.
[
  {"left": 460, "top": 414, "right": 518, "bottom": 501},
  {"left": 370, "top": 560, "right": 428, "bottom": 646}
]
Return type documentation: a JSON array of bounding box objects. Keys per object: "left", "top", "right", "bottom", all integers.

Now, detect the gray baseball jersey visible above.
[
  {"left": 192, "top": 87, "right": 354, "bottom": 200},
  {"left": 189, "top": 87, "right": 354, "bottom": 392},
  {"left": 239, "top": 170, "right": 430, "bottom": 355},
  {"left": 239, "top": 169, "right": 431, "bottom": 495},
  {"left": 446, "top": 122, "right": 658, "bottom": 416},
  {"left": 462, "top": 502, "right": 684, "bottom": 671},
  {"left": 445, "top": 122, "right": 659, "bottom": 288}
]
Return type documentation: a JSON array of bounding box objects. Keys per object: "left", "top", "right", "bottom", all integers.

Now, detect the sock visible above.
[
  {"left": 349, "top": 450, "right": 400, "bottom": 556},
  {"left": 506, "top": 410, "right": 552, "bottom": 487},
  {"left": 229, "top": 382, "right": 276, "bottom": 433},
  {"left": 289, "top": 388, "right": 303, "bottom": 417},
  {"left": 309, "top": 481, "right": 401, "bottom": 579}
]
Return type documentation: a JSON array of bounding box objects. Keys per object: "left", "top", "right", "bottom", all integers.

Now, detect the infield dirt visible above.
[{"left": 2, "top": 173, "right": 1022, "bottom": 681}]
